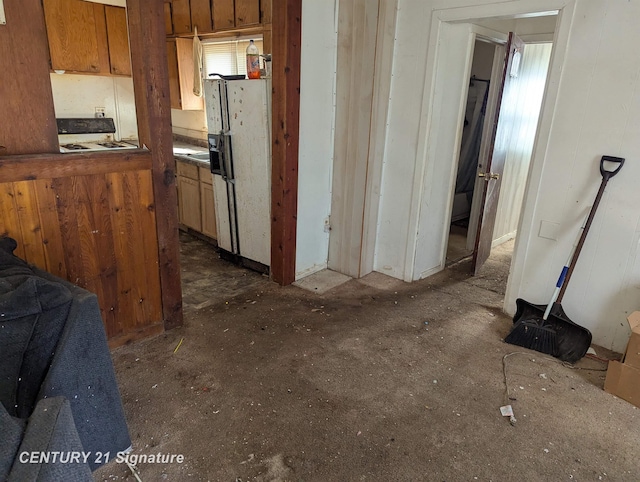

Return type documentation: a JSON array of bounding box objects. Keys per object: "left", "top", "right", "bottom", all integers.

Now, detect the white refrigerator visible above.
[{"left": 204, "top": 78, "right": 272, "bottom": 270}]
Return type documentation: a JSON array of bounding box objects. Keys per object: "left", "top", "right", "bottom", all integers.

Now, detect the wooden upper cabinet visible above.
[
  {"left": 105, "top": 6, "right": 131, "bottom": 76},
  {"left": 235, "top": 0, "right": 260, "bottom": 27},
  {"left": 43, "top": 0, "right": 132, "bottom": 76},
  {"left": 172, "top": 0, "right": 192, "bottom": 34},
  {"left": 261, "top": 0, "right": 272, "bottom": 25},
  {"left": 166, "top": 39, "right": 203, "bottom": 111},
  {"left": 191, "top": 0, "right": 213, "bottom": 33},
  {"left": 164, "top": 2, "right": 174, "bottom": 35},
  {"left": 43, "top": 0, "right": 106, "bottom": 73},
  {"left": 166, "top": 40, "right": 182, "bottom": 109},
  {"left": 213, "top": 0, "right": 235, "bottom": 30}
]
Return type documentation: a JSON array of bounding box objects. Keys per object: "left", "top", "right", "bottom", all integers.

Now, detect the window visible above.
[{"left": 203, "top": 38, "right": 264, "bottom": 78}]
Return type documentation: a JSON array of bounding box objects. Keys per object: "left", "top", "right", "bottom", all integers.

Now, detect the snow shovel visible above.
[{"left": 505, "top": 155, "right": 625, "bottom": 363}]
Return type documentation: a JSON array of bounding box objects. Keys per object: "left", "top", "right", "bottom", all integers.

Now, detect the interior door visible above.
[{"left": 471, "top": 32, "right": 524, "bottom": 274}]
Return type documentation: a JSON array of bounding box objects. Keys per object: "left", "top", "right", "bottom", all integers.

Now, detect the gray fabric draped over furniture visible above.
[
  {"left": 0, "top": 237, "right": 131, "bottom": 480},
  {"left": 456, "top": 79, "right": 489, "bottom": 199}
]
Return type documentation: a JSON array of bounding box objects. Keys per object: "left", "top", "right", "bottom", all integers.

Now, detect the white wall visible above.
[
  {"left": 373, "top": 0, "right": 640, "bottom": 351},
  {"left": 50, "top": 73, "right": 138, "bottom": 141},
  {"left": 171, "top": 109, "right": 208, "bottom": 140},
  {"left": 373, "top": 0, "right": 432, "bottom": 280},
  {"left": 295, "top": 0, "right": 338, "bottom": 279},
  {"left": 508, "top": 0, "right": 640, "bottom": 352},
  {"left": 492, "top": 42, "right": 552, "bottom": 245},
  {"left": 470, "top": 40, "right": 495, "bottom": 79}
]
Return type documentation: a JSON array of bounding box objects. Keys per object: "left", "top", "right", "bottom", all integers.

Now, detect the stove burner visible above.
[
  {"left": 97, "top": 141, "right": 126, "bottom": 148},
  {"left": 61, "top": 143, "right": 89, "bottom": 150}
]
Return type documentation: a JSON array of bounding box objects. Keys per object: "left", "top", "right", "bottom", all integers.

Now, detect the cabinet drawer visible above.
[
  {"left": 199, "top": 166, "right": 213, "bottom": 184},
  {"left": 176, "top": 160, "right": 199, "bottom": 180}
]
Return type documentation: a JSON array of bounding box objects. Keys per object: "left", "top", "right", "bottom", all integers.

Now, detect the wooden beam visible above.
[
  {"left": 0, "top": 0, "right": 58, "bottom": 155},
  {"left": 271, "top": 0, "right": 302, "bottom": 285},
  {"left": 0, "top": 150, "right": 152, "bottom": 183},
  {"left": 126, "top": 0, "right": 183, "bottom": 330}
]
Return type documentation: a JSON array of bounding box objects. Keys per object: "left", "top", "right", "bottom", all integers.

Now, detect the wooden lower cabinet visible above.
[
  {"left": 176, "top": 160, "right": 217, "bottom": 240},
  {"left": 177, "top": 176, "right": 201, "bottom": 231},
  {"left": 200, "top": 181, "right": 217, "bottom": 238}
]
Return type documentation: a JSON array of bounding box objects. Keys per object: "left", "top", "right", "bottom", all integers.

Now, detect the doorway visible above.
[
  {"left": 446, "top": 34, "right": 554, "bottom": 293},
  {"left": 446, "top": 39, "right": 500, "bottom": 266}
]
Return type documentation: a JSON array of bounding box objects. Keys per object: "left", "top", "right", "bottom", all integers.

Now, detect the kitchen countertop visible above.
[{"left": 173, "top": 141, "right": 209, "bottom": 168}]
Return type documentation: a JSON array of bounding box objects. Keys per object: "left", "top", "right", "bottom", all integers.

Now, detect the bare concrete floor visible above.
[{"left": 95, "top": 234, "right": 638, "bottom": 481}]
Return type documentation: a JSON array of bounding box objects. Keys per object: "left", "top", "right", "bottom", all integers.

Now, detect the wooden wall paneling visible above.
[
  {"left": 0, "top": 0, "right": 58, "bottom": 155},
  {"left": 328, "top": 0, "right": 379, "bottom": 278},
  {"left": 0, "top": 150, "right": 152, "bottom": 183},
  {"left": 33, "top": 180, "right": 68, "bottom": 280},
  {"left": 13, "top": 181, "right": 48, "bottom": 272},
  {"left": 83, "top": 175, "right": 119, "bottom": 335},
  {"left": 213, "top": 0, "right": 235, "bottom": 30},
  {"left": 132, "top": 170, "right": 163, "bottom": 324},
  {"left": 164, "top": 2, "right": 174, "bottom": 35},
  {"left": 55, "top": 175, "right": 113, "bottom": 330},
  {"left": 105, "top": 6, "right": 132, "bottom": 76},
  {"left": 52, "top": 177, "right": 87, "bottom": 288},
  {"left": 235, "top": 0, "right": 260, "bottom": 27},
  {"left": 191, "top": 0, "right": 213, "bottom": 33},
  {"left": 43, "top": 0, "right": 102, "bottom": 72},
  {"left": 0, "top": 183, "right": 26, "bottom": 260},
  {"left": 127, "top": 0, "right": 183, "bottom": 330},
  {"left": 105, "top": 171, "right": 137, "bottom": 337},
  {"left": 270, "top": 0, "right": 302, "bottom": 285},
  {"left": 171, "top": 0, "right": 192, "bottom": 34}
]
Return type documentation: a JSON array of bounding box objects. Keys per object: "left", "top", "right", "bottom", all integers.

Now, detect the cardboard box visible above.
[
  {"left": 623, "top": 311, "right": 640, "bottom": 369},
  {"left": 604, "top": 311, "right": 640, "bottom": 407}
]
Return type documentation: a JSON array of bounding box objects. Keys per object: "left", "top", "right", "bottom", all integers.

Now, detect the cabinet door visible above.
[
  {"left": 178, "top": 176, "right": 202, "bottom": 231},
  {"left": 166, "top": 40, "right": 181, "bottom": 109},
  {"left": 235, "top": 0, "right": 260, "bottom": 27},
  {"left": 191, "top": 0, "right": 213, "bottom": 33},
  {"left": 175, "top": 38, "right": 204, "bottom": 111},
  {"left": 200, "top": 182, "right": 217, "bottom": 239},
  {"left": 164, "top": 2, "right": 174, "bottom": 35},
  {"left": 105, "top": 6, "right": 131, "bottom": 76},
  {"left": 43, "top": 0, "right": 108, "bottom": 73},
  {"left": 261, "top": 0, "right": 272, "bottom": 24},
  {"left": 213, "top": 0, "right": 235, "bottom": 30},
  {"left": 172, "top": 0, "right": 192, "bottom": 34}
]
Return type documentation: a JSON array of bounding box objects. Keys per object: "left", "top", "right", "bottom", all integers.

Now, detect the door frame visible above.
[{"left": 407, "top": 0, "right": 576, "bottom": 313}]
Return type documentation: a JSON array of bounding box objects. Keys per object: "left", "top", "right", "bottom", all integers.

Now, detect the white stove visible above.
[
  {"left": 57, "top": 117, "right": 139, "bottom": 153},
  {"left": 59, "top": 140, "right": 138, "bottom": 153}
]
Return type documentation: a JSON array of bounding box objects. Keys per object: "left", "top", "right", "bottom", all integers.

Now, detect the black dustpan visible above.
[
  {"left": 505, "top": 156, "right": 625, "bottom": 363},
  {"left": 509, "top": 299, "right": 592, "bottom": 363}
]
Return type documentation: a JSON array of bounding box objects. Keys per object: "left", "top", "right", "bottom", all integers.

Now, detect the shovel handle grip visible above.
[{"left": 600, "top": 156, "right": 625, "bottom": 179}]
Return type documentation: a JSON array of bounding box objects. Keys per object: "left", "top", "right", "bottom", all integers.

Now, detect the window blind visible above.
[{"left": 203, "top": 39, "right": 264, "bottom": 78}]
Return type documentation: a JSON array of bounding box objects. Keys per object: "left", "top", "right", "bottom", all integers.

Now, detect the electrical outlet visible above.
[{"left": 95, "top": 107, "right": 106, "bottom": 118}]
